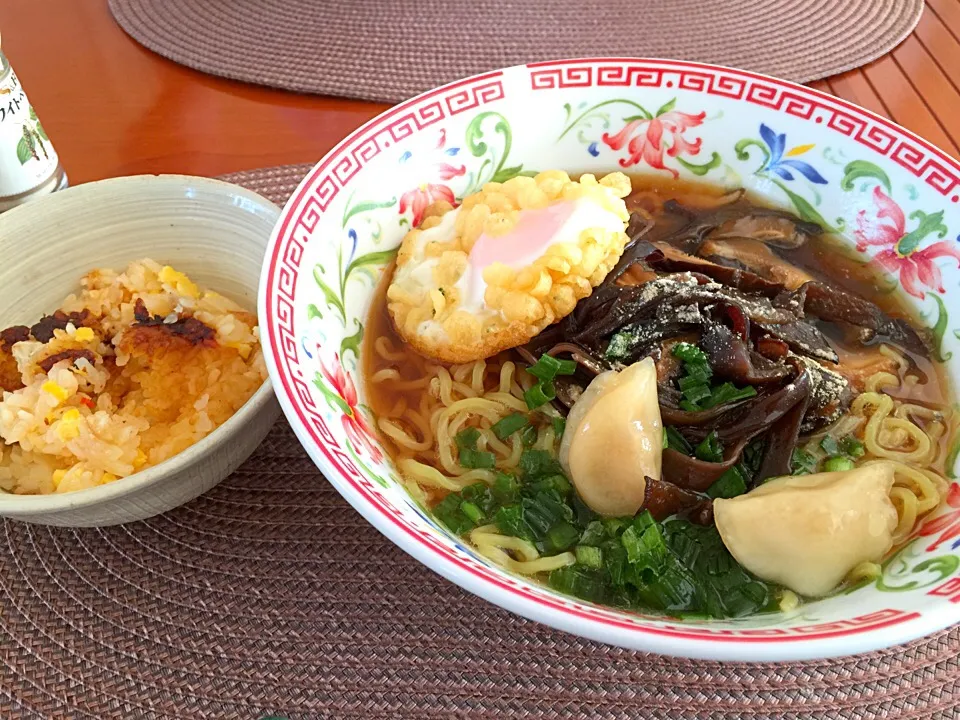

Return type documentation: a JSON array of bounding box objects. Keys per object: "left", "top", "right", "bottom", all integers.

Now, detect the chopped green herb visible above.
[
  {"left": 790, "top": 448, "right": 817, "bottom": 475},
  {"left": 672, "top": 344, "right": 756, "bottom": 412},
  {"left": 683, "top": 362, "right": 713, "bottom": 383},
  {"left": 575, "top": 545, "right": 603, "bottom": 568},
  {"left": 434, "top": 493, "right": 474, "bottom": 535},
  {"left": 741, "top": 438, "right": 765, "bottom": 479},
  {"left": 459, "top": 448, "right": 496, "bottom": 469},
  {"left": 820, "top": 435, "right": 841, "bottom": 456},
  {"left": 524, "top": 381, "right": 556, "bottom": 409},
  {"left": 494, "top": 504, "right": 527, "bottom": 538},
  {"left": 672, "top": 343, "right": 709, "bottom": 364},
  {"left": 702, "top": 382, "right": 757, "bottom": 409},
  {"left": 694, "top": 431, "right": 723, "bottom": 463},
  {"left": 665, "top": 426, "right": 693, "bottom": 454},
  {"left": 455, "top": 427, "right": 481, "bottom": 450},
  {"left": 491, "top": 413, "right": 529, "bottom": 440},
  {"left": 620, "top": 511, "right": 667, "bottom": 574},
  {"left": 519, "top": 449, "right": 562, "bottom": 479},
  {"left": 520, "top": 424, "right": 538, "bottom": 447},
  {"left": 682, "top": 383, "right": 713, "bottom": 406},
  {"left": 552, "top": 416, "right": 566, "bottom": 437},
  {"left": 602, "top": 517, "right": 631, "bottom": 537},
  {"left": 707, "top": 466, "right": 748, "bottom": 498},
  {"left": 579, "top": 520, "right": 607, "bottom": 547},
  {"left": 823, "top": 455, "right": 855, "bottom": 472},
  {"left": 548, "top": 565, "right": 607, "bottom": 602},
  {"left": 840, "top": 436, "right": 865, "bottom": 458},
  {"left": 605, "top": 328, "right": 641, "bottom": 362},
  {"left": 492, "top": 472, "right": 520, "bottom": 504}
]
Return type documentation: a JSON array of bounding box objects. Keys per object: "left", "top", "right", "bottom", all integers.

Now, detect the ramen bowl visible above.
[{"left": 259, "top": 59, "right": 960, "bottom": 661}]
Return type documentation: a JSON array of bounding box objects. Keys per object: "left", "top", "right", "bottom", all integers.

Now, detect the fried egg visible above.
[{"left": 387, "top": 171, "right": 631, "bottom": 363}]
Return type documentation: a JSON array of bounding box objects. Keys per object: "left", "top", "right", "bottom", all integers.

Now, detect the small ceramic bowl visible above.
[
  {"left": 260, "top": 59, "right": 960, "bottom": 661},
  {"left": 0, "top": 174, "right": 281, "bottom": 526}
]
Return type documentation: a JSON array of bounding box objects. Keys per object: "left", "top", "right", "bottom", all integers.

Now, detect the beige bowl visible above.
[{"left": 0, "top": 174, "right": 281, "bottom": 526}]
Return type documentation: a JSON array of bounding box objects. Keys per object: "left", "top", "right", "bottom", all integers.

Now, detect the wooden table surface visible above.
[{"left": 1, "top": 1, "right": 958, "bottom": 186}]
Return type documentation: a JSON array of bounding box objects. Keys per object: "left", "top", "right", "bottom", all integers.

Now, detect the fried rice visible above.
[{"left": 0, "top": 259, "right": 266, "bottom": 495}]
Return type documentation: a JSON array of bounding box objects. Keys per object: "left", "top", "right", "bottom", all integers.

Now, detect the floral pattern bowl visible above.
[{"left": 258, "top": 59, "right": 960, "bottom": 661}]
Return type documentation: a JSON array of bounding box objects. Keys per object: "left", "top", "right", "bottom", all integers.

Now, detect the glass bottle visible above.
[{"left": 0, "top": 48, "right": 67, "bottom": 213}]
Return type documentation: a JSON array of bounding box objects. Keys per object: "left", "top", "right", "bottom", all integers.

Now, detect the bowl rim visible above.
[
  {"left": 0, "top": 173, "right": 280, "bottom": 515},
  {"left": 258, "top": 56, "right": 960, "bottom": 661}
]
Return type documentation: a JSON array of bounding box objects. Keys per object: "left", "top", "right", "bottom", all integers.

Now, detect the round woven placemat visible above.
[
  {"left": 2, "top": 164, "right": 959, "bottom": 719},
  {"left": 107, "top": 0, "right": 924, "bottom": 103}
]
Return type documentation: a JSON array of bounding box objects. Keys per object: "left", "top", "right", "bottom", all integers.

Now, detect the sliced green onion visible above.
[
  {"left": 632, "top": 509, "right": 656, "bottom": 533},
  {"left": 528, "top": 354, "right": 575, "bottom": 382},
  {"left": 823, "top": 455, "right": 855, "bottom": 472},
  {"left": 459, "top": 501, "right": 484, "bottom": 524},
  {"left": 492, "top": 472, "right": 519, "bottom": 504},
  {"left": 575, "top": 545, "right": 603, "bottom": 568},
  {"left": 552, "top": 416, "right": 566, "bottom": 437},
  {"left": 491, "top": 412, "right": 529, "bottom": 440},
  {"left": 459, "top": 448, "right": 496, "bottom": 469},
  {"left": 524, "top": 381, "right": 556, "bottom": 409},
  {"left": 694, "top": 431, "right": 723, "bottom": 463},
  {"left": 520, "top": 424, "right": 538, "bottom": 447},
  {"left": 546, "top": 521, "right": 580, "bottom": 552},
  {"left": 707, "top": 466, "right": 748, "bottom": 499},
  {"left": 679, "top": 399, "right": 700, "bottom": 412},
  {"left": 543, "top": 474, "right": 571, "bottom": 495},
  {"left": 461, "top": 482, "right": 491, "bottom": 505},
  {"left": 840, "top": 436, "right": 865, "bottom": 458},
  {"left": 455, "top": 427, "right": 481, "bottom": 450}
]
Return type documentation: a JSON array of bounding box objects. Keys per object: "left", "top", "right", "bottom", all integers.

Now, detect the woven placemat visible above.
[
  {"left": 2, "top": 164, "right": 959, "bottom": 720},
  {"left": 107, "top": 0, "right": 924, "bottom": 103}
]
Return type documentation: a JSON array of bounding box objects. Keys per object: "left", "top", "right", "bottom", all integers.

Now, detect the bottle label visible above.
[{"left": 0, "top": 69, "right": 59, "bottom": 198}]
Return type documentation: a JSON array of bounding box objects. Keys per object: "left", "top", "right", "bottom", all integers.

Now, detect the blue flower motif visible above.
[
  {"left": 399, "top": 150, "right": 412, "bottom": 164},
  {"left": 301, "top": 337, "right": 314, "bottom": 359},
  {"left": 445, "top": 147, "right": 461, "bottom": 156},
  {"left": 588, "top": 141, "right": 600, "bottom": 157},
  {"left": 759, "top": 124, "right": 827, "bottom": 184},
  {"left": 347, "top": 228, "right": 358, "bottom": 264}
]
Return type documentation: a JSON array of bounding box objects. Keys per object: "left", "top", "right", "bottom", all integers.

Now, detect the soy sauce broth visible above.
[{"left": 363, "top": 174, "right": 954, "bottom": 467}]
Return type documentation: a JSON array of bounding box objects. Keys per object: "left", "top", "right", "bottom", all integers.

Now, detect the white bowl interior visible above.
[{"left": 0, "top": 174, "right": 281, "bottom": 519}]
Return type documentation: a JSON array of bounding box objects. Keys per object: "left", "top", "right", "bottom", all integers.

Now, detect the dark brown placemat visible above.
[
  {"left": 106, "top": 0, "right": 924, "bottom": 103},
  {"left": 1, "top": 164, "right": 958, "bottom": 719}
]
